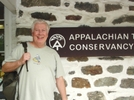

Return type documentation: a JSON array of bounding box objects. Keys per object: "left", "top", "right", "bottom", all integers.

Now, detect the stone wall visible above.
[{"left": 15, "top": 0, "right": 134, "bottom": 100}]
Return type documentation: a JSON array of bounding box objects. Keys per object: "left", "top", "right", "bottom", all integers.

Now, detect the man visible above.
[{"left": 2, "top": 19, "right": 67, "bottom": 100}]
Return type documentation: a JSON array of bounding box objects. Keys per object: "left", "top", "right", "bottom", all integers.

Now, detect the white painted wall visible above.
[{"left": 4, "top": 7, "right": 17, "bottom": 58}]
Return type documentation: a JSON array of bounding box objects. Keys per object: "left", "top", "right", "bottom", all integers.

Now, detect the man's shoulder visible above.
[{"left": 45, "top": 46, "right": 57, "bottom": 53}]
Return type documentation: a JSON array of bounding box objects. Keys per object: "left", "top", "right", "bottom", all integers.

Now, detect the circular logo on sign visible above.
[{"left": 49, "top": 34, "right": 66, "bottom": 51}]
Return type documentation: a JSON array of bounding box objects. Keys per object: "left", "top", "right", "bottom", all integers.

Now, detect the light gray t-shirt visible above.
[{"left": 2, "top": 42, "right": 65, "bottom": 100}]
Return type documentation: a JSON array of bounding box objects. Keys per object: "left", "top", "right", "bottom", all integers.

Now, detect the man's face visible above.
[{"left": 32, "top": 23, "right": 48, "bottom": 45}]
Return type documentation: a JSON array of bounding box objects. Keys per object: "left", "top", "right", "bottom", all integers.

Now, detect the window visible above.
[
  {"left": 0, "top": 2, "right": 4, "bottom": 68},
  {"left": 0, "top": 21, "right": 4, "bottom": 51}
]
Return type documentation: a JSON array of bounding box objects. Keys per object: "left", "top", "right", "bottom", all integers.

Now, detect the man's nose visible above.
[{"left": 38, "top": 30, "right": 43, "bottom": 34}]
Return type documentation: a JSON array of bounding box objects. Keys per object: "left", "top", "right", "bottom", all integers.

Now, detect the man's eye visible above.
[{"left": 35, "top": 30, "right": 39, "bottom": 31}]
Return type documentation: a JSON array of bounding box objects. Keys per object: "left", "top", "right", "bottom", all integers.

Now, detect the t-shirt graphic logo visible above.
[
  {"left": 49, "top": 34, "right": 66, "bottom": 50},
  {"left": 33, "top": 54, "right": 41, "bottom": 64}
]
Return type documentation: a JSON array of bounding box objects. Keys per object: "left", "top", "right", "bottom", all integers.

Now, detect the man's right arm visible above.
[
  {"left": 2, "top": 60, "right": 23, "bottom": 72},
  {"left": 2, "top": 52, "right": 31, "bottom": 72}
]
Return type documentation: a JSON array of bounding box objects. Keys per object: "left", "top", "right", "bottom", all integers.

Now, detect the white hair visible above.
[{"left": 31, "top": 19, "right": 50, "bottom": 33}]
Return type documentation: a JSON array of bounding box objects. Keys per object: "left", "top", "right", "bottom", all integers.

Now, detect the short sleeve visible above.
[
  {"left": 2, "top": 43, "right": 24, "bottom": 66},
  {"left": 54, "top": 52, "right": 65, "bottom": 78}
]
